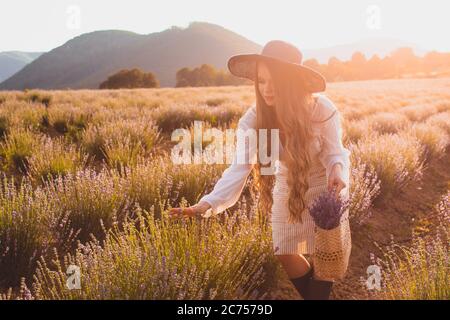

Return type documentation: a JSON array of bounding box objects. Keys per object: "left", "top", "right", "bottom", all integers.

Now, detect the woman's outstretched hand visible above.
[
  {"left": 168, "top": 201, "right": 212, "bottom": 219},
  {"left": 328, "top": 163, "right": 347, "bottom": 199}
]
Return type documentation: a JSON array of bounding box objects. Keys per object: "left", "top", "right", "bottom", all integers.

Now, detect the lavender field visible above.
[{"left": 0, "top": 77, "right": 449, "bottom": 300}]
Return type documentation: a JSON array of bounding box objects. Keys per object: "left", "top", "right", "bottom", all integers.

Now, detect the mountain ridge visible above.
[
  {"left": 0, "top": 22, "right": 261, "bottom": 90},
  {"left": 0, "top": 22, "right": 433, "bottom": 90},
  {"left": 0, "top": 51, "right": 44, "bottom": 82}
]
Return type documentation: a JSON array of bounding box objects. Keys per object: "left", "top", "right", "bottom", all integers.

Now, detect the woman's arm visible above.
[
  {"left": 315, "top": 96, "right": 351, "bottom": 192},
  {"left": 198, "top": 105, "right": 257, "bottom": 216}
]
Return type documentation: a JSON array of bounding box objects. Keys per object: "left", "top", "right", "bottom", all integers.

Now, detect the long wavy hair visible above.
[{"left": 253, "top": 59, "right": 319, "bottom": 224}]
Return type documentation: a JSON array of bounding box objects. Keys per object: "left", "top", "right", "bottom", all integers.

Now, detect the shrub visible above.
[
  {"left": 0, "top": 175, "right": 52, "bottom": 288},
  {"left": 368, "top": 112, "right": 410, "bottom": 134},
  {"left": 22, "top": 91, "right": 52, "bottom": 108},
  {"left": 373, "top": 193, "right": 449, "bottom": 299},
  {"left": 398, "top": 104, "right": 438, "bottom": 122},
  {"left": 20, "top": 105, "right": 48, "bottom": 132},
  {"left": 153, "top": 103, "right": 241, "bottom": 134},
  {"left": 405, "top": 122, "right": 449, "bottom": 163},
  {"left": 0, "top": 128, "right": 38, "bottom": 174},
  {"left": 342, "top": 119, "right": 369, "bottom": 144},
  {"left": 351, "top": 132, "right": 425, "bottom": 203},
  {"left": 81, "top": 119, "right": 161, "bottom": 163},
  {"left": 43, "top": 167, "right": 131, "bottom": 244},
  {"left": 205, "top": 97, "right": 228, "bottom": 107},
  {"left": 31, "top": 205, "right": 276, "bottom": 299},
  {"left": 176, "top": 64, "right": 249, "bottom": 87},
  {"left": 0, "top": 115, "right": 9, "bottom": 139},
  {"left": 110, "top": 155, "right": 227, "bottom": 218},
  {"left": 27, "top": 136, "right": 88, "bottom": 185},
  {"left": 425, "top": 111, "right": 450, "bottom": 135},
  {"left": 348, "top": 158, "right": 381, "bottom": 226},
  {"left": 103, "top": 136, "right": 145, "bottom": 170},
  {"left": 99, "top": 68, "right": 159, "bottom": 89},
  {"left": 45, "top": 106, "right": 92, "bottom": 141}
]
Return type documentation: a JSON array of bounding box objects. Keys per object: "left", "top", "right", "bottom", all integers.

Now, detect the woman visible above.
[{"left": 169, "top": 40, "right": 351, "bottom": 300}]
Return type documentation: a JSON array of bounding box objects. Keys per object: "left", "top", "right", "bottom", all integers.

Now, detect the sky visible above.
[{"left": 1, "top": 0, "right": 449, "bottom": 53}]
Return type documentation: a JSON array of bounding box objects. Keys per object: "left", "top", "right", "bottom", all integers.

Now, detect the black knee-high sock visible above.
[
  {"left": 305, "top": 278, "right": 334, "bottom": 300},
  {"left": 289, "top": 267, "right": 313, "bottom": 299}
]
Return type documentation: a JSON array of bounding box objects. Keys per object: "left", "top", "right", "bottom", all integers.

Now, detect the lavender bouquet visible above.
[{"left": 309, "top": 190, "right": 350, "bottom": 230}]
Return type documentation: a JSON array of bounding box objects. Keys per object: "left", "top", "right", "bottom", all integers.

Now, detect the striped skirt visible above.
[{"left": 271, "top": 161, "right": 339, "bottom": 255}]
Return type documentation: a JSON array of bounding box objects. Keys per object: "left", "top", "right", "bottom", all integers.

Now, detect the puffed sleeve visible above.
[
  {"left": 198, "top": 105, "right": 257, "bottom": 216},
  {"left": 315, "top": 95, "right": 351, "bottom": 197}
]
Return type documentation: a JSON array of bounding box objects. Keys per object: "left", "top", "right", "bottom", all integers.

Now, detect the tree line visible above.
[
  {"left": 304, "top": 47, "right": 450, "bottom": 81},
  {"left": 99, "top": 47, "right": 450, "bottom": 89}
]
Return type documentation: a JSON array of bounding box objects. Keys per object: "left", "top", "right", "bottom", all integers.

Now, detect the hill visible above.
[
  {"left": 0, "top": 51, "right": 43, "bottom": 82},
  {"left": 0, "top": 22, "right": 261, "bottom": 90}
]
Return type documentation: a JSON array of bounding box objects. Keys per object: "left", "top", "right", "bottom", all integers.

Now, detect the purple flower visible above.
[{"left": 309, "top": 190, "right": 349, "bottom": 230}]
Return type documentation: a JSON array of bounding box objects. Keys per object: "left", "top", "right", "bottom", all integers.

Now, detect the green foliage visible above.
[
  {"left": 0, "top": 128, "right": 37, "bottom": 174},
  {"left": 27, "top": 136, "right": 88, "bottom": 185},
  {"left": 0, "top": 175, "right": 53, "bottom": 288},
  {"left": 99, "top": 68, "right": 159, "bottom": 89},
  {"left": 176, "top": 64, "right": 250, "bottom": 87},
  {"left": 22, "top": 90, "right": 52, "bottom": 108}
]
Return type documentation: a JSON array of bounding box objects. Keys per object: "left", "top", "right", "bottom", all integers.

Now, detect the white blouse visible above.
[{"left": 199, "top": 94, "right": 351, "bottom": 216}]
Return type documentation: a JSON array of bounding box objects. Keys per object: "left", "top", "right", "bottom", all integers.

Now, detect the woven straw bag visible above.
[{"left": 312, "top": 209, "right": 352, "bottom": 281}]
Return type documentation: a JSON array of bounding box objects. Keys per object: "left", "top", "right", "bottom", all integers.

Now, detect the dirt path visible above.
[{"left": 266, "top": 147, "right": 450, "bottom": 300}]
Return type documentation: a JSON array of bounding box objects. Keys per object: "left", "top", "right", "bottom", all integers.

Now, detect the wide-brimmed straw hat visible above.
[{"left": 227, "top": 40, "right": 326, "bottom": 92}]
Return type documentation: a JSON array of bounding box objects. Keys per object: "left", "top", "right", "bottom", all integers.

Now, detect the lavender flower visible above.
[{"left": 309, "top": 190, "right": 350, "bottom": 230}]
